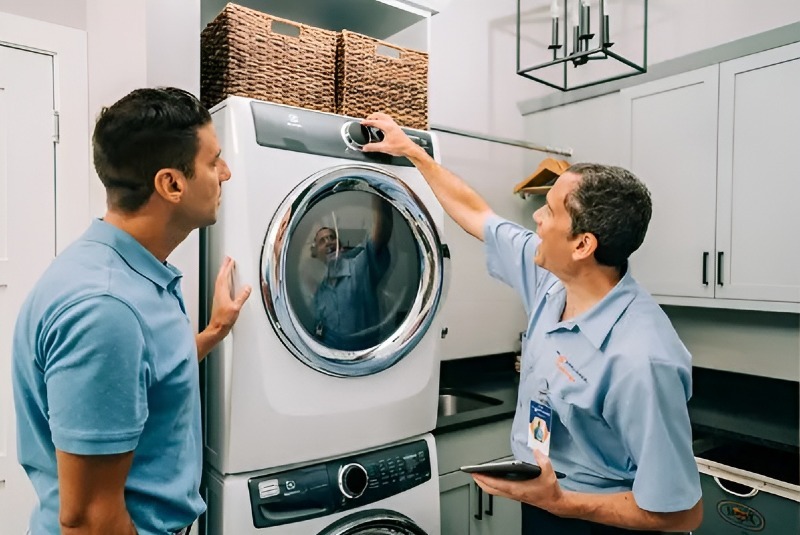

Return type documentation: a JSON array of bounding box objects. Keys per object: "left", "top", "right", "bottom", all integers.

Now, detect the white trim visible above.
[
  {"left": 696, "top": 456, "right": 800, "bottom": 503},
  {"left": 655, "top": 295, "right": 800, "bottom": 314},
  {"left": 0, "top": 11, "right": 90, "bottom": 254}
]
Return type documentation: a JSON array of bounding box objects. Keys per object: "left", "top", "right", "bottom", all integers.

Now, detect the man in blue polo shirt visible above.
[
  {"left": 12, "top": 88, "right": 251, "bottom": 535},
  {"left": 310, "top": 197, "right": 393, "bottom": 350},
  {"left": 362, "top": 113, "right": 703, "bottom": 534}
]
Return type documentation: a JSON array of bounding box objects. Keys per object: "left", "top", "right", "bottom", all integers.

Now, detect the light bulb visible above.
[
  {"left": 581, "top": 0, "right": 591, "bottom": 7},
  {"left": 550, "top": 0, "right": 560, "bottom": 18}
]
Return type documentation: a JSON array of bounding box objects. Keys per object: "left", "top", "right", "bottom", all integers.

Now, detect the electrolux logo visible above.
[{"left": 286, "top": 113, "right": 302, "bottom": 128}]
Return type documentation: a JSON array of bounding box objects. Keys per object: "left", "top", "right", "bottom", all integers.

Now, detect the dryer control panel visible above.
[
  {"left": 247, "top": 439, "right": 432, "bottom": 528},
  {"left": 250, "top": 101, "right": 436, "bottom": 166}
]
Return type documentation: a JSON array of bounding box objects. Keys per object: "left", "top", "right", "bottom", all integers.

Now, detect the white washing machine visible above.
[
  {"left": 204, "top": 434, "right": 440, "bottom": 535},
  {"left": 202, "top": 97, "right": 448, "bottom": 475}
]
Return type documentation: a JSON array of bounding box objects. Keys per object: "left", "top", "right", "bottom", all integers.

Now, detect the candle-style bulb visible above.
[{"left": 550, "top": 0, "right": 560, "bottom": 18}]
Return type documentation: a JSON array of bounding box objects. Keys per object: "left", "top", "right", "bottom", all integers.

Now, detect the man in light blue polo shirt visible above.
[
  {"left": 310, "top": 198, "right": 393, "bottom": 350},
  {"left": 12, "top": 88, "right": 251, "bottom": 535},
  {"left": 362, "top": 113, "right": 703, "bottom": 534}
]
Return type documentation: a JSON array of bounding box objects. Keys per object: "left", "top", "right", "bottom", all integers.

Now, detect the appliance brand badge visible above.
[
  {"left": 286, "top": 113, "right": 302, "bottom": 128},
  {"left": 716, "top": 500, "right": 765, "bottom": 531}
]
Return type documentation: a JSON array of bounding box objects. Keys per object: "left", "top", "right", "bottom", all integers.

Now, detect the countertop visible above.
[
  {"left": 434, "top": 356, "right": 518, "bottom": 434},
  {"left": 434, "top": 357, "right": 799, "bottom": 450}
]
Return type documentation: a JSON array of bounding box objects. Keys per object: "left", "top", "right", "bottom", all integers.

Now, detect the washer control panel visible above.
[
  {"left": 250, "top": 101, "right": 436, "bottom": 166},
  {"left": 248, "top": 439, "right": 431, "bottom": 528}
]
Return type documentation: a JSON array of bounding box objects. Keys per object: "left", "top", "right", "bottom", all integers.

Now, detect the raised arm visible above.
[
  {"left": 362, "top": 113, "right": 494, "bottom": 241},
  {"left": 371, "top": 195, "right": 393, "bottom": 250}
]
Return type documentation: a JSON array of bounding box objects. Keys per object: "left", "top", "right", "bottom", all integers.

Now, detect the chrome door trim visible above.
[
  {"left": 318, "top": 509, "right": 428, "bottom": 535},
  {"left": 260, "top": 164, "right": 444, "bottom": 377}
]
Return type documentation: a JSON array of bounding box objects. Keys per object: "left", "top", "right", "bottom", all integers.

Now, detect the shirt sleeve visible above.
[
  {"left": 483, "top": 214, "right": 552, "bottom": 314},
  {"left": 363, "top": 238, "right": 391, "bottom": 283},
  {"left": 42, "top": 295, "right": 150, "bottom": 455},
  {"left": 604, "top": 359, "right": 702, "bottom": 512}
]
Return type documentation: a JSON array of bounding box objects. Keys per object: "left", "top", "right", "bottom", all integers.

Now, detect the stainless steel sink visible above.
[{"left": 437, "top": 388, "right": 503, "bottom": 417}]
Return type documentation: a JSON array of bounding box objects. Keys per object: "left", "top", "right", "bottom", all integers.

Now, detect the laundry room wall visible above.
[
  {"left": 0, "top": 0, "right": 203, "bottom": 329},
  {"left": 427, "top": 1, "right": 545, "bottom": 360},
  {"left": 427, "top": 0, "right": 800, "bottom": 370},
  {"left": 0, "top": 0, "right": 86, "bottom": 30}
]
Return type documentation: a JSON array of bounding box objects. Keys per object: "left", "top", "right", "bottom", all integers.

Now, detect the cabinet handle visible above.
[
  {"left": 474, "top": 484, "right": 483, "bottom": 520},
  {"left": 717, "top": 251, "right": 724, "bottom": 286},
  {"left": 702, "top": 252, "right": 709, "bottom": 285},
  {"left": 486, "top": 493, "right": 494, "bottom": 516}
]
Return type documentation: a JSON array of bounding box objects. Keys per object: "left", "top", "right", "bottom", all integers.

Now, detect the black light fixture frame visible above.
[{"left": 517, "top": 0, "right": 648, "bottom": 91}]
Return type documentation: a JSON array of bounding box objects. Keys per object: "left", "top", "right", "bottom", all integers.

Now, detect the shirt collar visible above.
[
  {"left": 545, "top": 268, "right": 637, "bottom": 350},
  {"left": 82, "top": 219, "right": 182, "bottom": 291}
]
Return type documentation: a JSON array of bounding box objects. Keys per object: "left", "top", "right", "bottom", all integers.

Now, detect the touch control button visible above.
[{"left": 338, "top": 463, "right": 369, "bottom": 499}]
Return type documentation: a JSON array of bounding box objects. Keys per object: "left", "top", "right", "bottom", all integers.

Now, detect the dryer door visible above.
[
  {"left": 260, "top": 164, "right": 444, "bottom": 377},
  {"left": 319, "top": 510, "right": 430, "bottom": 535}
]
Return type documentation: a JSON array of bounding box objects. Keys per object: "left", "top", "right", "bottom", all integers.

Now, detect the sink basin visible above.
[{"left": 437, "top": 388, "right": 503, "bottom": 417}]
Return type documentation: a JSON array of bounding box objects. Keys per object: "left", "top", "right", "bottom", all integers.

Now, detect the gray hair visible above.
[{"left": 564, "top": 163, "right": 652, "bottom": 270}]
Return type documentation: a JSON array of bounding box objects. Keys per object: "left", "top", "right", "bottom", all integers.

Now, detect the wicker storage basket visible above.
[
  {"left": 201, "top": 3, "right": 337, "bottom": 112},
  {"left": 336, "top": 30, "right": 429, "bottom": 129}
]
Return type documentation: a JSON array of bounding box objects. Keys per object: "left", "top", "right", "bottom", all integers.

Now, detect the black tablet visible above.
[{"left": 460, "top": 460, "right": 565, "bottom": 481}]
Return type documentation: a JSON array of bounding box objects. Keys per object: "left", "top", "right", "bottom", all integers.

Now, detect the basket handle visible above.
[
  {"left": 375, "top": 43, "right": 404, "bottom": 60},
  {"left": 268, "top": 18, "right": 303, "bottom": 38},
  {"left": 713, "top": 476, "right": 760, "bottom": 498}
]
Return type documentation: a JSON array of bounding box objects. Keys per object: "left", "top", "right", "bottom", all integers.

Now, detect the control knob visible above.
[{"left": 338, "top": 462, "right": 369, "bottom": 499}]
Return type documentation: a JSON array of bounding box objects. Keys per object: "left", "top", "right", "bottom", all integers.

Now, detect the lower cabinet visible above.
[
  {"left": 440, "top": 466, "right": 522, "bottom": 535},
  {"left": 437, "top": 418, "right": 521, "bottom": 534}
]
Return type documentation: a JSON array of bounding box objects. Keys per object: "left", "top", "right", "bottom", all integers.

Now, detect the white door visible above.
[
  {"left": 622, "top": 66, "right": 719, "bottom": 298},
  {"left": 716, "top": 42, "right": 800, "bottom": 303},
  {"left": 0, "top": 44, "right": 57, "bottom": 534}
]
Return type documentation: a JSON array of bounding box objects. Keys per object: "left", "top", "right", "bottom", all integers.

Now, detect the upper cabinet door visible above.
[
  {"left": 622, "top": 66, "right": 720, "bottom": 298},
  {"left": 716, "top": 42, "right": 800, "bottom": 303}
]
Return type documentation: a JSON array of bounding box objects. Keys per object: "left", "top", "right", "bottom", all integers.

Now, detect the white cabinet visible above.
[
  {"left": 622, "top": 66, "right": 719, "bottom": 300},
  {"left": 622, "top": 42, "right": 800, "bottom": 312},
  {"left": 715, "top": 42, "right": 800, "bottom": 304},
  {"left": 201, "top": 0, "right": 436, "bottom": 48},
  {"left": 437, "top": 419, "right": 521, "bottom": 534},
  {"left": 440, "top": 462, "right": 521, "bottom": 535}
]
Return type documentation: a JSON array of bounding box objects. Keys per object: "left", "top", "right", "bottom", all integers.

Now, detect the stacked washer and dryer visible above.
[{"left": 201, "top": 97, "right": 449, "bottom": 534}]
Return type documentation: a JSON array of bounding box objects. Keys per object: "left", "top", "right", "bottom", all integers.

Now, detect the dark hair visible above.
[
  {"left": 564, "top": 163, "right": 652, "bottom": 270},
  {"left": 92, "top": 87, "right": 212, "bottom": 212}
]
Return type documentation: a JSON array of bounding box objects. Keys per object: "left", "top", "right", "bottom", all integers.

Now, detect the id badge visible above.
[{"left": 527, "top": 399, "right": 553, "bottom": 456}]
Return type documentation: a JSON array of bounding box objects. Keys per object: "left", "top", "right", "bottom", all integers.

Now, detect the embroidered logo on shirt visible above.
[{"left": 556, "top": 353, "right": 588, "bottom": 383}]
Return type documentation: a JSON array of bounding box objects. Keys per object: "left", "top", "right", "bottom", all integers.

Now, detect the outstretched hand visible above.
[
  {"left": 361, "top": 113, "right": 422, "bottom": 158},
  {"left": 197, "top": 256, "right": 252, "bottom": 360},
  {"left": 471, "top": 449, "right": 564, "bottom": 514}
]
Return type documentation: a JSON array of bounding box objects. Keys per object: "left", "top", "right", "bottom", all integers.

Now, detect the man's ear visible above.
[
  {"left": 572, "top": 232, "right": 597, "bottom": 262},
  {"left": 153, "top": 168, "right": 185, "bottom": 204}
]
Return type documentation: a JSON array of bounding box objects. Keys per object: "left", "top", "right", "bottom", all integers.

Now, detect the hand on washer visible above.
[{"left": 361, "top": 113, "right": 426, "bottom": 159}]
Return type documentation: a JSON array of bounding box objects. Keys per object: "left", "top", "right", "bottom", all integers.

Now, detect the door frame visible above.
[{"left": 0, "top": 11, "right": 89, "bottom": 253}]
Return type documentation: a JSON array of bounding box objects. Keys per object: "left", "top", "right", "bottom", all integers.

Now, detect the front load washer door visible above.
[
  {"left": 261, "top": 164, "right": 444, "bottom": 377},
  {"left": 318, "top": 510, "right": 430, "bottom": 535}
]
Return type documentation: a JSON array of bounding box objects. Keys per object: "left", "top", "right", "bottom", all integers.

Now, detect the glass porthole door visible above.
[{"left": 260, "top": 164, "right": 444, "bottom": 377}]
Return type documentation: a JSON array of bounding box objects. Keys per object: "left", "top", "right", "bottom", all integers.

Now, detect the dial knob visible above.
[
  {"left": 341, "top": 121, "right": 384, "bottom": 151},
  {"left": 338, "top": 462, "right": 369, "bottom": 499}
]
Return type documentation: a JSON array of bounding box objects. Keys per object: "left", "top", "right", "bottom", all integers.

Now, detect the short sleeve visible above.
[
  {"left": 483, "top": 214, "right": 552, "bottom": 314},
  {"left": 364, "top": 239, "right": 391, "bottom": 282},
  {"left": 604, "top": 360, "right": 702, "bottom": 512},
  {"left": 42, "top": 295, "right": 149, "bottom": 455}
]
